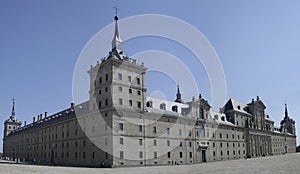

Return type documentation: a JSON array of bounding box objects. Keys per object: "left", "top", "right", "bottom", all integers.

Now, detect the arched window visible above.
[
  {"left": 200, "top": 108, "right": 204, "bottom": 119},
  {"left": 200, "top": 125, "right": 205, "bottom": 137}
]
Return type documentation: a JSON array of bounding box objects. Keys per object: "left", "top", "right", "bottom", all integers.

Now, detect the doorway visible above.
[{"left": 201, "top": 150, "right": 206, "bottom": 162}]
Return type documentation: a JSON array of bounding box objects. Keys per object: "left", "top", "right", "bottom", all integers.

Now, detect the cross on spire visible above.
[{"left": 113, "top": 5, "right": 119, "bottom": 16}]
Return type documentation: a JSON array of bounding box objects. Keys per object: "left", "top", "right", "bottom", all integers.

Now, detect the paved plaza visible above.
[{"left": 0, "top": 153, "right": 299, "bottom": 174}]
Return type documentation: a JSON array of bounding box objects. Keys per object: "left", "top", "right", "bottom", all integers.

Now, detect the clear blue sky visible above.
[{"left": 0, "top": 0, "right": 299, "bottom": 152}]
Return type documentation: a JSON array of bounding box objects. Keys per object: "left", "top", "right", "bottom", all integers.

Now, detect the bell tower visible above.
[{"left": 3, "top": 99, "right": 22, "bottom": 137}]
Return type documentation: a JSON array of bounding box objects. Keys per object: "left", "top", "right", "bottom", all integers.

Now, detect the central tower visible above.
[{"left": 88, "top": 15, "right": 147, "bottom": 113}]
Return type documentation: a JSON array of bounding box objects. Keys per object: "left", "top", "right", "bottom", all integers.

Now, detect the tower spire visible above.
[
  {"left": 10, "top": 99, "right": 16, "bottom": 120},
  {"left": 284, "top": 102, "right": 289, "bottom": 119},
  {"left": 111, "top": 5, "right": 123, "bottom": 58},
  {"left": 175, "top": 84, "right": 184, "bottom": 103}
]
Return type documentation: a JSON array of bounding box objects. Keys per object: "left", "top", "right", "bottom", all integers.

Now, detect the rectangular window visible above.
[
  {"left": 105, "top": 87, "right": 108, "bottom": 92},
  {"left": 99, "top": 77, "right": 102, "bottom": 84},
  {"left": 220, "top": 133, "right": 222, "bottom": 139},
  {"left": 128, "top": 76, "right": 131, "bottom": 82},
  {"left": 105, "top": 74, "right": 108, "bottom": 81},
  {"left": 180, "top": 141, "right": 183, "bottom": 147},
  {"left": 139, "top": 139, "right": 143, "bottom": 145},
  {"left": 232, "top": 134, "right": 235, "bottom": 139},
  {"left": 153, "top": 139, "right": 157, "bottom": 146},
  {"left": 129, "top": 100, "right": 132, "bottom": 107},
  {"left": 92, "top": 152, "right": 95, "bottom": 159},
  {"left": 118, "top": 73, "right": 122, "bottom": 80},
  {"left": 167, "top": 128, "right": 170, "bottom": 135},
  {"left": 221, "top": 151, "right": 223, "bottom": 156},
  {"left": 179, "top": 129, "right": 182, "bottom": 136},
  {"left": 75, "top": 141, "right": 78, "bottom": 147},
  {"left": 75, "top": 152, "right": 78, "bottom": 159},
  {"left": 137, "top": 90, "right": 141, "bottom": 95},
  {"left": 83, "top": 140, "right": 86, "bottom": 147},
  {"left": 154, "top": 151, "right": 157, "bottom": 159},
  {"left": 139, "top": 151, "right": 143, "bottom": 159},
  {"left": 213, "top": 142, "right": 215, "bottom": 147},
  {"left": 83, "top": 152, "right": 86, "bottom": 159},
  {"left": 153, "top": 126, "right": 157, "bottom": 133},
  {"left": 189, "top": 141, "right": 192, "bottom": 147},
  {"left": 119, "top": 123, "right": 124, "bottom": 131},
  {"left": 137, "top": 78, "right": 140, "bottom": 85},
  {"left": 137, "top": 101, "right": 141, "bottom": 109},
  {"left": 220, "top": 142, "right": 223, "bottom": 148},
  {"left": 139, "top": 125, "right": 143, "bottom": 132},
  {"left": 120, "top": 151, "right": 124, "bottom": 159},
  {"left": 227, "top": 151, "right": 229, "bottom": 156},
  {"left": 119, "top": 86, "right": 122, "bottom": 92},
  {"left": 168, "top": 152, "right": 171, "bottom": 158},
  {"left": 105, "top": 99, "right": 108, "bottom": 106},
  {"left": 189, "top": 152, "right": 192, "bottom": 158},
  {"left": 180, "top": 152, "right": 183, "bottom": 158},
  {"left": 167, "top": 140, "right": 170, "bottom": 146},
  {"left": 120, "top": 137, "right": 123, "bottom": 145},
  {"left": 129, "top": 88, "right": 132, "bottom": 94},
  {"left": 119, "top": 98, "right": 123, "bottom": 105}
]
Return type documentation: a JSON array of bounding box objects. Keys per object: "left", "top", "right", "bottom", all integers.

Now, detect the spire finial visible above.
[
  {"left": 111, "top": 5, "right": 123, "bottom": 59},
  {"left": 113, "top": 4, "right": 119, "bottom": 17}
]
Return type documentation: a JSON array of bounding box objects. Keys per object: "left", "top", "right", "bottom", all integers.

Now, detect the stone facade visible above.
[{"left": 2, "top": 15, "right": 297, "bottom": 167}]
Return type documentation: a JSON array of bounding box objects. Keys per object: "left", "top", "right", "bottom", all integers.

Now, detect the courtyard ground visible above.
[{"left": 0, "top": 153, "right": 299, "bottom": 174}]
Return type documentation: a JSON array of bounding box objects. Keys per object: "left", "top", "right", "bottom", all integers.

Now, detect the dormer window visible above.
[
  {"left": 172, "top": 105, "right": 178, "bottom": 112},
  {"left": 160, "top": 103, "right": 166, "bottom": 110},
  {"left": 237, "top": 105, "right": 241, "bottom": 110},
  {"left": 146, "top": 101, "right": 153, "bottom": 108},
  {"left": 200, "top": 108, "right": 204, "bottom": 119},
  {"left": 221, "top": 116, "right": 225, "bottom": 121}
]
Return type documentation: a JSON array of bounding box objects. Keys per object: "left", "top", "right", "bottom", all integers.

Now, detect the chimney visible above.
[
  {"left": 71, "top": 103, "right": 75, "bottom": 109},
  {"left": 33, "top": 116, "right": 36, "bottom": 123},
  {"left": 44, "top": 112, "right": 47, "bottom": 118}
]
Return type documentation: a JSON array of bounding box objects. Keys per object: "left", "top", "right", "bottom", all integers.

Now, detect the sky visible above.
[{"left": 0, "top": 0, "right": 300, "bottom": 152}]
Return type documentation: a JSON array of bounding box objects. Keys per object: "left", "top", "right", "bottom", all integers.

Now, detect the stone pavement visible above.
[{"left": 0, "top": 153, "right": 299, "bottom": 174}]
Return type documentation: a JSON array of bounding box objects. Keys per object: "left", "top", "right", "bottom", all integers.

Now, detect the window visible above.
[
  {"left": 227, "top": 143, "right": 229, "bottom": 147},
  {"left": 146, "top": 101, "right": 153, "bottom": 108},
  {"left": 226, "top": 134, "right": 229, "bottom": 139},
  {"left": 189, "top": 152, "right": 192, "bottom": 158},
  {"left": 172, "top": 105, "right": 178, "bottom": 112},
  {"left": 189, "top": 141, "right": 192, "bottom": 147},
  {"left": 75, "top": 141, "right": 78, "bottom": 147},
  {"left": 105, "top": 99, "right": 108, "bottom": 106},
  {"left": 180, "top": 141, "right": 183, "bottom": 147},
  {"left": 233, "top": 143, "right": 235, "bottom": 147},
  {"left": 119, "top": 123, "right": 124, "bottom": 131},
  {"left": 83, "top": 140, "right": 86, "bottom": 147},
  {"left": 160, "top": 103, "right": 166, "bottom": 110},
  {"left": 221, "top": 151, "right": 223, "bottom": 156},
  {"left": 105, "top": 74, "right": 108, "bottom": 81},
  {"left": 137, "top": 90, "right": 141, "bottom": 95},
  {"left": 99, "top": 101, "right": 102, "bottom": 108},
  {"left": 153, "top": 139, "right": 157, "bottom": 146},
  {"left": 92, "top": 152, "right": 95, "bottom": 159},
  {"left": 99, "top": 90, "right": 102, "bottom": 95},
  {"left": 120, "top": 151, "right": 124, "bottom": 159},
  {"left": 167, "top": 128, "right": 170, "bottom": 135},
  {"left": 120, "top": 137, "right": 123, "bottom": 145},
  {"left": 179, "top": 129, "right": 182, "bottom": 136},
  {"left": 220, "top": 142, "right": 223, "bottom": 148},
  {"left": 200, "top": 125, "right": 205, "bottom": 137},
  {"left": 118, "top": 86, "right": 122, "bottom": 92},
  {"left": 129, "top": 88, "right": 132, "bottom": 94},
  {"left": 137, "top": 101, "right": 141, "bottom": 109},
  {"left": 139, "top": 151, "right": 143, "bottom": 159},
  {"left": 119, "top": 98, "right": 123, "bottom": 105},
  {"left": 129, "top": 100, "right": 132, "bottom": 107},
  {"left": 83, "top": 152, "right": 86, "bottom": 159},
  {"left": 200, "top": 108, "right": 204, "bottom": 119},
  {"left": 167, "top": 152, "right": 171, "bottom": 158},
  {"left": 139, "top": 125, "right": 143, "bottom": 132},
  {"left": 118, "top": 73, "right": 122, "bottom": 80},
  {"left": 75, "top": 152, "right": 78, "bottom": 159},
  {"left": 137, "top": 78, "right": 140, "bottom": 85},
  {"left": 153, "top": 126, "right": 157, "bottom": 133},
  {"left": 154, "top": 151, "right": 157, "bottom": 159},
  {"left": 180, "top": 152, "right": 183, "bottom": 158},
  {"left": 139, "top": 139, "right": 143, "bottom": 145},
  {"left": 213, "top": 151, "right": 216, "bottom": 156},
  {"left": 99, "top": 77, "right": 102, "bottom": 84},
  {"left": 128, "top": 76, "right": 131, "bottom": 82},
  {"left": 167, "top": 140, "right": 170, "bottom": 146},
  {"left": 220, "top": 133, "right": 222, "bottom": 139},
  {"left": 105, "top": 87, "right": 108, "bottom": 92},
  {"left": 213, "top": 142, "right": 215, "bottom": 147},
  {"left": 227, "top": 151, "right": 230, "bottom": 156}
]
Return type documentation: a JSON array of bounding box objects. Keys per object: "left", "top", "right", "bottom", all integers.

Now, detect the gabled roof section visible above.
[{"left": 223, "top": 98, "right": 250, "bottom": 115}]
